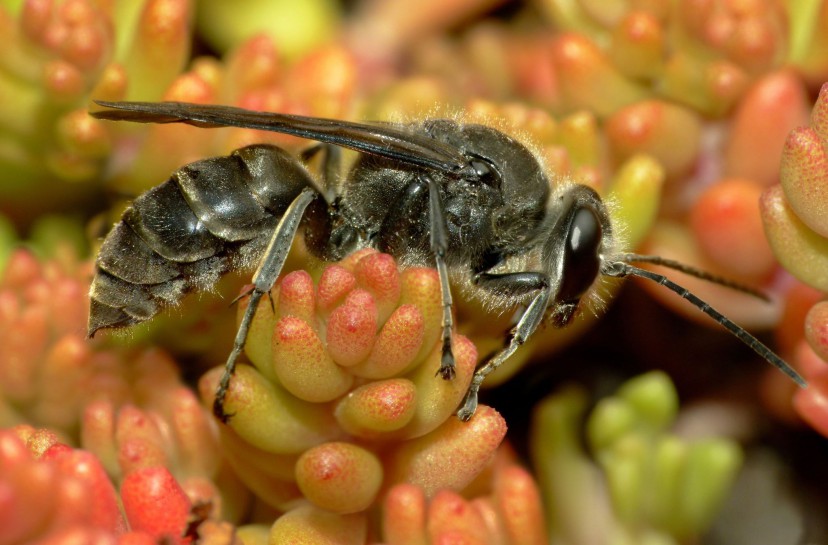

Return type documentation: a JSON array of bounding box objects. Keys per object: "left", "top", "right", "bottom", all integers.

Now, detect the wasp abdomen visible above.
[
  {"left": 88, "top": 144, "right": 317, "bottom": 337},
  {"left": 96, "top": 222, "right": 180, "bottom": 285},
  {"left": 124, "top": 179, "right": 226, "bottom": 262}
]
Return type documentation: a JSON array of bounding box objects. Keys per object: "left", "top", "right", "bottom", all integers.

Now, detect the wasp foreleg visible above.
[{"left": 456, "top": 272, "right": 551, "bottom": 421}]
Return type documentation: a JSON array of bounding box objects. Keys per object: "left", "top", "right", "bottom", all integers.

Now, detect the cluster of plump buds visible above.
[
  {"left": 0, "top": 247, "right": 97, "bottom": 431},
  {"left": 197, "top": 249, "right": 509, "bottom": 525},
  {"left": 0, "top": 426, "right": 215, "bottom": 544},
  {"left": 531, "top": 372, "right": 743, "bottom": 544},
  {"left": 0, "top": 247, "right": 177, "bottom": 433},
  {"left": 354, "top": 0, "right": 828, "bottom": 117},
  {"left": 262, "top": 447, "right": 548, "bottom": 544},
  {"left": 0, "top": 0, "right": 190, "bottom": 219},
  {"left": 622, "top": 70, "right": 816, "bottom": 344},
  {"left": 758, "top": 83, "right": 828, "bottom": 435},
  {"left": 77, "top": 380, "right": 236, "bottom": 523},
  {"left": 0, "top": 245, "right": 248, "bottom": 532},
  {"left": 0, "top": 0, "right": 354, "bottom": 222}
]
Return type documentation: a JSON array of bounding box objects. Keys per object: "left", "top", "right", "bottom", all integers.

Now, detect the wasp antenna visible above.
[
  {"left": 603, "top": 261, "right": 807, "bottom": 388},
  {"left": 617, "top": 253, "right": 770, "bottom": 302}
]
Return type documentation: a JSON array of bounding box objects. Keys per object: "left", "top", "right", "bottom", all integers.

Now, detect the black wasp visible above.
[{"left": 88, "top": 101, "right": 806, "bottom": 422}]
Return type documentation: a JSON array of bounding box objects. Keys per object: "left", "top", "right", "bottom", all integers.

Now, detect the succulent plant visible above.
[{"left": 2, "top": 0, "right": 828, "bottom": 543}]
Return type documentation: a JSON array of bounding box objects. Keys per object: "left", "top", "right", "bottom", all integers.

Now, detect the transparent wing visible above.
[{"left": 92, "top": 101, "right": 469, "bottom": 174}]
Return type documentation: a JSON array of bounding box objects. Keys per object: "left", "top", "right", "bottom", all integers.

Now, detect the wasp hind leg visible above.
[{"left": 213, "top": 186, "right": 318, "bottom": 422}]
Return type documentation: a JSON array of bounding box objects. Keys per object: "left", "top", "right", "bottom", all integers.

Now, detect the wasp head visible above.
[{"left": 541, "top": 184, "right": 614, "bottom": 327}]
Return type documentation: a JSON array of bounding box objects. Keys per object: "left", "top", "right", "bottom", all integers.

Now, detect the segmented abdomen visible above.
[{"left": 88, "top": 144, "right": 317, "bottom": 337}]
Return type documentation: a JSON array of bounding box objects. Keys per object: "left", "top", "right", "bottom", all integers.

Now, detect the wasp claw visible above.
[
  {"left": 440, "top": 338, "right": 456, "bottom": 379},
  {"left": 437, "top": 347, "right": 456, "bottom": 380},
  {"left": 212, "top": 395, "right": 234, "bottom": 424},
  {"left": 437, "top": 364, "right": 456, "bottom": 380},
  {"left": 456, "top": 388, "right": 478, "bottom": 421}
]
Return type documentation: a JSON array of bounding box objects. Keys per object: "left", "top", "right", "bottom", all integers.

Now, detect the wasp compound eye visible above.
[{"left": 558, "top": 206, "right": 602, "bottom": 303}]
